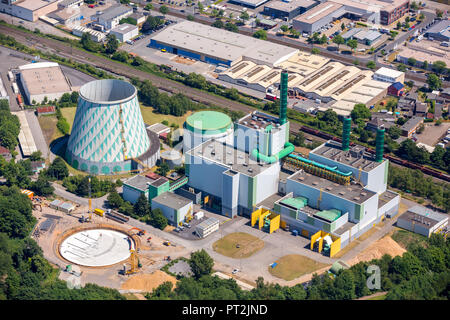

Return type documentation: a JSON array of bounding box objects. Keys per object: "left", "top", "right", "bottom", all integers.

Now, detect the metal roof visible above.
[
  {"left": 152, "top": 192, "right": 192, "bottom": 210},
  {"left": 124, "top": 175, "right": 154, "bottom": 191},
  {"left": 196, "top": 217, "right": 220, "bottom": 230},
  {"left": 98, "top": 5, "right": 132, "bottom": 22}
]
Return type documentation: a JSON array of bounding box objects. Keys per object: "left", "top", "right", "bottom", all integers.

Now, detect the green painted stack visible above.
[
  {"left": 279, "top": 70, "right": 288, "bottom": 125},
  {"left": 342, "top": 117, "right": 351, "bottom": 151},
  {"left": 375, "top": 127, "right": 385, "bottom": 162}
]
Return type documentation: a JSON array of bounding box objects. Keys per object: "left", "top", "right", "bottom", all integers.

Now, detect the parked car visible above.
[{"left": 232, "top": 269, "right": 240, "bottom": 274}]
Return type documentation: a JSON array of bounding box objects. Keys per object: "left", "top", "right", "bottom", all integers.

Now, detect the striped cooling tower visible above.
[{"left": 65, "top": 79, "right": 151, "bottom": 175}]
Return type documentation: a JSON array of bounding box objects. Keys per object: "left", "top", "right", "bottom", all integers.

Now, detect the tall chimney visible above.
[
  {"left": 375, "top": 126, "right": 385, "bottom": 162},
  {"left": 279, "top": 70, "right": 288, "bottom": 125},
  {"left": 342, "top": 117, "right": 351, "bottom": 151}
]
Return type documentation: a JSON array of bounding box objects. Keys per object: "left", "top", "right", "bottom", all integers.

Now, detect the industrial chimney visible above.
[
  {"left": 342, "top": 117, "right": 351, "bottom": 151},
  {"left": 279, "top": 70, "right": 288, "bottom": 125},
  {"left": 375, "top": 126, "right": 385, "bottom": 162}
]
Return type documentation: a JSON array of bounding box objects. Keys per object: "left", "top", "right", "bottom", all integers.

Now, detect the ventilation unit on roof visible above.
[
  {"left": 248, "top": 168, "right": 253, "bottom": 173},
  {"left": 353, "top": 197, "right": 360, "bottom": 201},
  {"left": 326, "top": 187, "right": 332, "bottom": 191}
]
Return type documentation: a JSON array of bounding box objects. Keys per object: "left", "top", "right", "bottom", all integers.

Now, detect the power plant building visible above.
[
  {"left": 65, "top": 79, "right": 160, "bottom": 174},
  {"left": 182, "top": 70, "right": 400, "bottom": 252}
]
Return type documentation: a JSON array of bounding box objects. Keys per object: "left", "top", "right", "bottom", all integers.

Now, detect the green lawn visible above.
[
  {"left": 391, "top": 228, "right": 427, "bottom": 250},
  {"left": 268, "top": 254, "right": 329, "bottom": 281},
  {"left": 213, "top": 232, "right": 264, "bottom": 259},
  {"left": 60, "top": 107, "right": 77, "bottom": 131},
  {"left": 140, "top": 105, "right": 191, "bottom": 128}
]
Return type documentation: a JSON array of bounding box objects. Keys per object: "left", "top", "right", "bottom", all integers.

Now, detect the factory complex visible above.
[
  {"left": 117, "top": 70, "right": 402, "bottom": 257},
  {"left": 150, "top": 21, "right": 400, "bottom": 116}
]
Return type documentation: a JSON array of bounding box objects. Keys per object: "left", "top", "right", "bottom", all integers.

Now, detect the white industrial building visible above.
[
  {"left": 110, "top": 23, "right": 139, "bottom": 43},
  {"left": 151, "top": 192, "right": 193, "bottom": 226},
  {"left": 122, "top": 175, "right": 154, "bottom": 204},
  {"left": 0, "top": 0, "right": 60, "bottom": 22},
  {"left": 72, "top": 26, "right": 106, "bottom": 42},
  {"left": 373, "top": 67, "right": 405, "bottom": 84},
  {"left": 150, "top": 21, "right": 298, "bottom": 67},
  {"left": 397, "top": 206, "right": 448, "bottom": 238},
  {"left": 95, "top": 5, "right": 133, "bottom": 30},
  {"left": 18, "top": 62, "right": 72, "bottom": 105},
  {"left": 195, "top": 217, "right": 220, "bottom": 238}
]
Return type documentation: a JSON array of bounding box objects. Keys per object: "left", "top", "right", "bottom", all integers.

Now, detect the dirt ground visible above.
[
  {"left": 346, "top": 235, "right": 406, "bottom": 266},
  {"left": 172, "top": 56, "right": 196, "bottom": 65},
  {"left": 120, "top": 270, "right": 177, "bottom": 292}
]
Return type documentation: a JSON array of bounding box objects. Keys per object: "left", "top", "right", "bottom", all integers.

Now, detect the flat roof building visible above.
[
  {"left": 110, "top": 23, "right": 139, "bottom": 43},
  {"left": 373, "top": 67, "right": 405, "bottom": 84},
  {"left": 425, "top": 19, "right": 450, "bottom": 42},
  {"left": 151, "top": 192, "right": 193, "bottom": 226},
  {"left": 122, "top": 175, "right": 155, "bottom": 204},
  {"left": 72, "top": 26, "right": 106, "bottom": 42},
  {"left": 96, "top": 5, "right": 133, "bottom": 30},
  {"left": 397, "top": 205, "right": 448, "bottom": 238},
  {"left": 263, "top": 0, "right": 318, "bottom": 20},
  {"left": 18, "top": 62, "right": 72, "bottom": 105},
  {"left": 229, "top": 0, "right": 270, "bottom": 8},
  {"left": 58, "top": 0, "right": 83, "bottom": 9},
  {"left": 5, "top": 0, "right": 61, "bottom": 22},
  {"left": 293, "top": 2, "right": 345, "bottom": 34},
  {"left": 150, "top": 21, "right": 298, "bottom": 67}
]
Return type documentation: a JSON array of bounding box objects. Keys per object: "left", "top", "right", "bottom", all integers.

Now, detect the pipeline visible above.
[
  {"left": 286, "top": 153, "right": 353, "bottom": 177},
  {"left": 251, "top": 142, "right": 295, "bottom": 164}
]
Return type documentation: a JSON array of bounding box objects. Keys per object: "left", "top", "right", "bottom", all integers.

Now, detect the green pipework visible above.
[
  {"left": 342, "top": 117, "right": 351, "bottom": 151},
  {"left": 280, "top": 71, "right": 288, "bottom": 125},
  {"left": 251, "top": 142, "right": 295, "bottom": 164},
  {"left": 375, "top": 127, "right": 385, "bottom": 162}
]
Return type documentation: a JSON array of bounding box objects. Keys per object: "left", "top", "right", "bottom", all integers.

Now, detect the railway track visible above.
[{"left": 2, "top": 25, "right": 448, "bottom": 182}]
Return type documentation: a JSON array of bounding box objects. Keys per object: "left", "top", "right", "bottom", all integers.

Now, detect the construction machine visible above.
[
  {"left": 125, "top": 249, "right": 142, "bottom": 275},
  {"left": 129, "top": 227, "right": 146, "bottom": 236}
]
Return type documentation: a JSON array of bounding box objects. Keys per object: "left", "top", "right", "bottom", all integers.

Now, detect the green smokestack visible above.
[
  {"left": 375, "top": 127, "right": 385, "bottom": 162},
  {"left": 279, "top": 70, "right": 288, "bottom": 125},
  {"left": 342, "top": 117, "right": 351, "bottom": 151}
]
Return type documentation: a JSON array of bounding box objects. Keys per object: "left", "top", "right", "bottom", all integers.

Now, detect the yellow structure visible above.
[
  {"left": 126, "top": 249, "right": 139, "bottom": 275},
  {"left": 280, "top": 220, "right": 287, "bottom": 230},
  {"left": 251, "top": 207, "right": 280, "bottom": 234},
  {"left": 310, "top": 230, "right": 341, "bottom": 257},
  {"left": 94, "top": 208, "right": 104, "bottom": 217}
]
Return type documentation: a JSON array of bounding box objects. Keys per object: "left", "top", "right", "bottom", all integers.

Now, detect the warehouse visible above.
[
  {"left": 18, "top": 62, "right": 72, "bottom": 105},
  {"left": 425, "top": 20, "right": 450, "bottom": 42},
  {"left": 229, "top": 0, "right": 270, "bottom": 8},
  {"left": 263, "top": 0, "right": 318, "bottom": 20},
  {"left": 2, "top": 0, "right": 61, "bottom": 22},
  {"left": 110, "top": 23, "right": 139, "bottom": 43},
  {"left": 58, "top": 0, "right": 83, "bottom": 9},
  {"left": 72, "top": 26, "right": 106, "bottom": 42},
  {"left": 151, "top": 192, "right": 193, "bottom": 226},
  {"left": 15, "top": 111, "right": 37, "bottom": 157},
  {"left": 149, "top": 21, "right": 298, "bottom": 67},
  {"left": 292, "top": 2, "right": 345, "bottom": 34},
  {"left": 397, "top": 206, "right": 448, "bottom": 238},
  {"left": 48, "top": 7, "right": 82, "bottom": 26}
]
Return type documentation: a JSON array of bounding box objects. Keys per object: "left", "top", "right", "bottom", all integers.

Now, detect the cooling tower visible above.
[{"left": 65, "top": 79, "right": 159, "bottom": 175}]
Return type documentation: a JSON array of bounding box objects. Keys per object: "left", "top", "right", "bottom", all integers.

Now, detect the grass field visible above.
[
  {"left": 140, "top": 105, "right": 191, "bottom": 128},
  {"left": 367, "top": 294, "right": 387, "bottom": 300},
  {"left": 38, "top": 115, "right": 62, "bottom": 144},
  {"left": 60, "top": 107, "right": 77, "bottom": 130},
  {"left": 213, "top": 232, "right": 264, "bottom": 259},
  {"left": 391, "top": 228, "right": 427, "bottom": 250},
  {"left": 268, "top": 254, "right": 329, "bottom": 281}
]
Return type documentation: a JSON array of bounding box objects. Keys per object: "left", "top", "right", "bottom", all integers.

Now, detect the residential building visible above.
[
  {"left": 415, "top": 102, "right": 427, "bottom": 117},
  {"left": 388, "top": 82, "right": 404, "bottom": 96}
]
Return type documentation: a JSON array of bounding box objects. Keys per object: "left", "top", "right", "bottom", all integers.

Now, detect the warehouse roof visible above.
[
  {"left": 152, "top": 192, "right": 192, "bottom": 210},
  {"left": 374, "top": 67, "right": 404, "bottom": 79},
  {"left": 425, "top": 20, "right": 450, "bottom": 36},
  {"left": 264, "top": 0, "right": 317, "bottom": 12},
  {"left": 151, "top": 21, "right": 298, "bottom": 66},
  {"left": 13, "top": 0, "right": 58, "bottom": 10},
  {"left": 98, "top": 5, "right": 132, "bottom": 21},
  {"left": 294, "top": 2, "right": 343, "bottom": 24},
  {"left": 231, "top": 0, "right": 270, "bottom": 7},
  {"left": 19, "top": 62, "right": 71, "bottom": 96},
  {"left": 111, "top": 23, "right": 138, "bottom": 35},
  {"left": 288, "top": 170, "right": 377, "bottom": 204}
]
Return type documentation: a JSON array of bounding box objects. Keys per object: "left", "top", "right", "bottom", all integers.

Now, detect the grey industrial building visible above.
[
  {"left": 151, "top": 192, "right": 193, "bottom": 226},
  {"left": 95, "top": 5, "right": 133, "bottom": 30},
  {"left": 122, "top": 175, "right": 154, "bottom": 204},
  {"left": 425, "top": 20, "right": 450, "bottom": 42},
  {"left": 263, "top": 0, "right": 318, "bottom": 20},
  {"left": 293, "top": 2, "right": 345, "bottom": 34},
  {"left": 397, "top": 206, "right": 448, "bottom": 238}
]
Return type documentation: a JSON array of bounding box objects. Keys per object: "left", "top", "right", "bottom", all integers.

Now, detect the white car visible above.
[{"left": 232, "top": 269, "right": 240, "bottom": 274}]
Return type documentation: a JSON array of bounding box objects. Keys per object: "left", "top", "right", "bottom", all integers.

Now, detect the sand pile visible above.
[
  {"left": 121, "top": 270, "right": 177, "bottom": 292},
  {"left": 347, "top": 236, "right": 406, "bottom": 266}
]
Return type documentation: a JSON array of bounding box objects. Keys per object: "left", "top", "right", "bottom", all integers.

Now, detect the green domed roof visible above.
[{"left": 185, "top": 111, "right": 232, "bottom": 134}]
